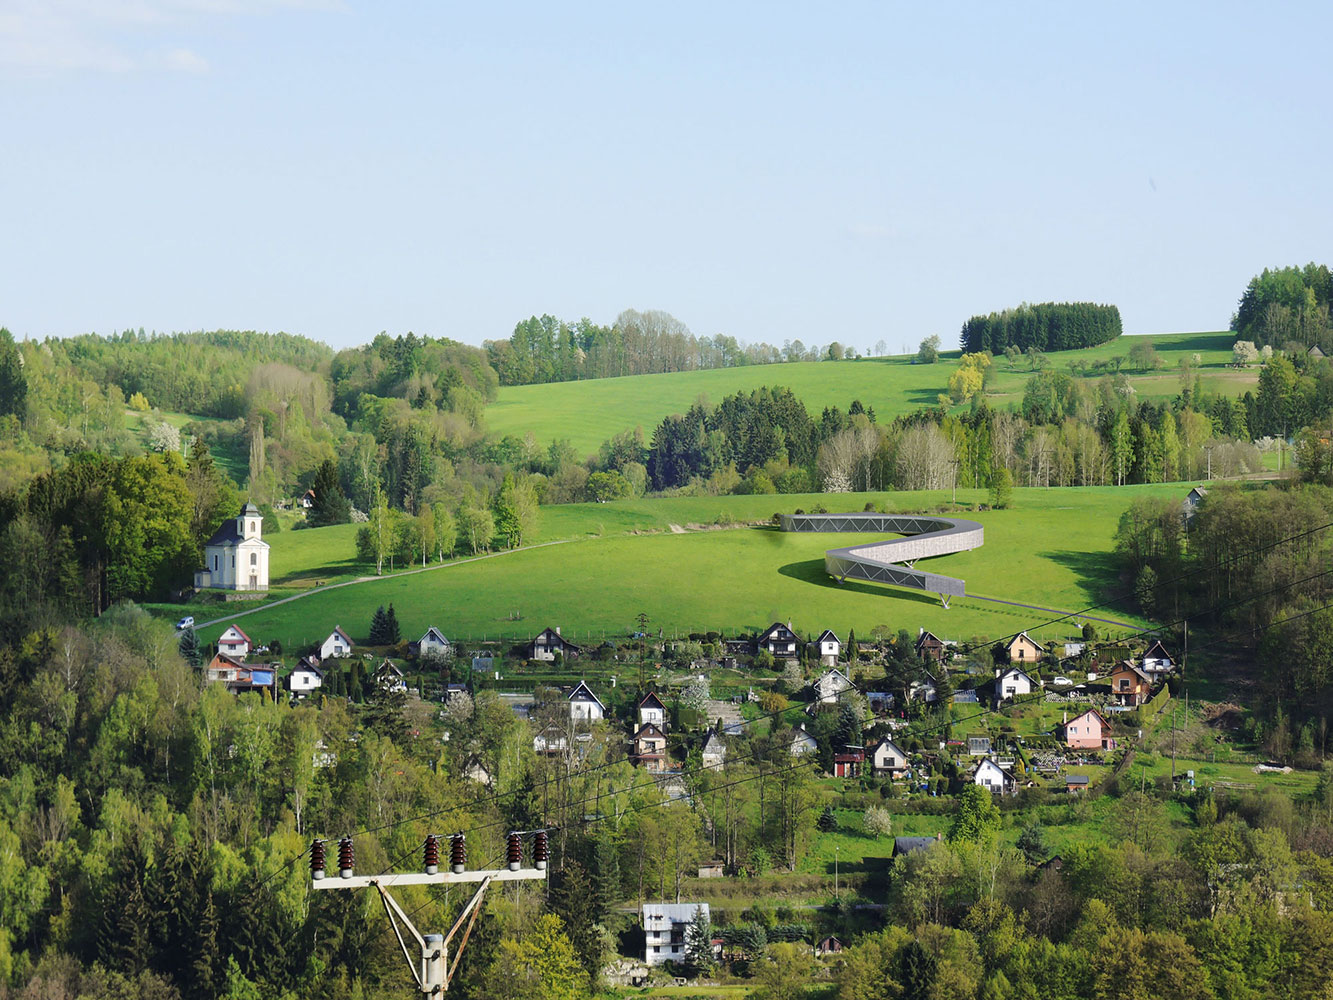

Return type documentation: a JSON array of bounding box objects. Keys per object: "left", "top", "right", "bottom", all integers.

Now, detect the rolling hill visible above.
[
  {"left": 186, "top": 485, "right": 1192, "bottom": 654},
  {"left": 485, "top": 331, "right": 1245, "bottom": 454}
]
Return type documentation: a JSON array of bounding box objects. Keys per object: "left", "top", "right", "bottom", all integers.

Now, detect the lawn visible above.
[
  {"left": 186, "top": 484, "right": 1184, "bottom": 663},
  {"left": 486, "top": 332, "right": 1246, "bottom": 454}
]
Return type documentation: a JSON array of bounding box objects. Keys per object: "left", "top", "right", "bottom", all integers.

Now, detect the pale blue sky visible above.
[{"left": 2, "top": 1, "right": 1330, "bottom": 352}]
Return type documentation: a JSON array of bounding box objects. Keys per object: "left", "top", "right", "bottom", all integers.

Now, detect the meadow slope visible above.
[
  {"left": 191, "top": 485, "right": 1190, "bottom": 652},
  {"left": 485, "top": 331, "right": 1245, "bottom": 454}
]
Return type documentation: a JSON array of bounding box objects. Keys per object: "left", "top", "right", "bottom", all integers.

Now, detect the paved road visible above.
[{"left": 195, "top": 539, "right": 574, "bottom": 631}]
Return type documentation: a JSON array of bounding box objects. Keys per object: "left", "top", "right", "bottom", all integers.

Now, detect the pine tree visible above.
[
  {"left": 683, "top": 905, "right": 716, "bottom": 977},
  {"left": 309, "top": 459, "right": 351, "bottom": 526},
  {"left": 386, "top": 603, "right": 401, "bottom": 644},
  {"left": 368, "top": 605, "right": 389, "bottom": 645},
  {"left": 179, "top": 627, "right": 201, "bottom": 666},
  {"left": 817, "top": 805, "right": 838, "bottom": 832}
]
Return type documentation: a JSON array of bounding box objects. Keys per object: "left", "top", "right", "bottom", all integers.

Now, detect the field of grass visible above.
[
  {"left": 186, "top": 484, "right": 1185, "bottom": 654},
  {"left": 486, "top": 332, "right": 1247, "bottom": 454}
]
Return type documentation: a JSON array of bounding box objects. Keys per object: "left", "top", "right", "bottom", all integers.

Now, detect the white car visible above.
[
  {"left": 1052, "top": 675, "right": 1072, "bottom": 686},
  {"left": 175, "top": 616, "right": 195, "bottom": 630}
]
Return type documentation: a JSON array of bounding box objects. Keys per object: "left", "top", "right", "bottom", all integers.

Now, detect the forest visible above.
[
  {"left": 959, "top": 303, "right": 1122, "bottom": 355},
  {"left": 1232, "top": 263, "right": 1333, "bottom": 354}
]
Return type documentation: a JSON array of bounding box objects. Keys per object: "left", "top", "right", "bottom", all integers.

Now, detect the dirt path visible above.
[{"left": 195, "top": 539, "right": 574, "bottom": 631}]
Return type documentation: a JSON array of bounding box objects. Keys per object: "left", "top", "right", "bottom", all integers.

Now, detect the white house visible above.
[
  {"left": 638, "top": 691, "right": 667, "bottom": 729},
  {"left": 1141, "top": 639, "right": 1174, "bottom": 677},
  {"left": 994, "top": 666, "right": 1038, "bottom": 702},
  {"left": 790, "top": 725, "right": 818, "bottom": 756},
  {"left": 416, "top": 627, "right": 452, "bottom": 660},
  {"left": 974, "top": 757, "right": 1015, "bottom": 796},
  {"left": 642, "top": 903, "right": 708, "bottom": 967},
  {"left": 813, "top": 667, "right": 856, "bottom": 704},
  {"left": 1183, "top": 486, "right": 1209, "bottom": 524},
  {"left": 870, "top": 737, "right": 908, "bottom": 777},
  {"left": 567, "top": 680, "right": 605, "bottom": 723},
  {"left": 217, "top": 625, "right": 252, "bottom": 659},
  {"left": 195, "top": 502, "right": 270, "bottom": 592},
  {"left": 373, "top": 659, "right": 408, "bottom": 694},
  {"left": 534, "top": 724, "right": 568, "bottom": 755},
  {"left": 320, "top": 627, "right": 354, "bottom": 660},
  {"left": 701, "top": 730, "right": 726, "bottom": 770},
  {"left": 287, "top": 660, "right": 324, "bottom": 696},
  {"left": 811, "top": 629, "right": 841, "bottom": 666}
]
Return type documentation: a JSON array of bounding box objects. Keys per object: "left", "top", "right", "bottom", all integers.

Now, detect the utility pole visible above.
[{"left": 310, "top": 831, "right": 549, "bottom": 997}]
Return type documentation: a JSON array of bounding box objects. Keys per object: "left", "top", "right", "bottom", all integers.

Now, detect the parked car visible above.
[
  {"left": 1052, "top": 675, "right": 1072, "bottom": 686},
  {"left": 175, "top": 616, "right": 195, "bottom": 630}
]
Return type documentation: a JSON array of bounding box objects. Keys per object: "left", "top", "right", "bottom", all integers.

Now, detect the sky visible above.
[{"left": 2, "top": 1, "right": 1331, "bottom": 354}]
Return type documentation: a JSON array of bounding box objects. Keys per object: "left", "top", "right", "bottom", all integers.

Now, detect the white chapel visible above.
[{"left": 195, "top": 501, "right": 270, "bottom": 592}]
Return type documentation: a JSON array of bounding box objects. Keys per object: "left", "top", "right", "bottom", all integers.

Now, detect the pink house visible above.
[{"left": 1061, "top": 708, "right": 1113, "bottom": 750}]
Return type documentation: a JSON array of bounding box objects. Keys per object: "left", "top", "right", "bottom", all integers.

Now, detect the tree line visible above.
[
  {"left": 1233, "top": 262, "right": 1333, "bottom": 354},
  {"left": 960, "top": 302, "right": 1122, "bottom": 354}
]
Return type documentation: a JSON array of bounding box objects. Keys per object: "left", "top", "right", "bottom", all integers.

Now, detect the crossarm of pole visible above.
[
  {"left": 443, "top": 875, "right": 494, "bottom": 990},
  {"left": 376, "top": 882, "right": 428, "bottom": 992}
]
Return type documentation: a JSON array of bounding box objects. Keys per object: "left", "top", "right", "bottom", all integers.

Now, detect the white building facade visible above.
[
  {"left": 195, "top": 502, "right": 270, "bottom": 592},
  {"left": 642, "top": 902, "right": 708, "bottom": 967}
]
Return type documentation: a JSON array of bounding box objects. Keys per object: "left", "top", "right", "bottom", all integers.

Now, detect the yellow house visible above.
[{"left": 1006, "top": 631, "right": 1043, "bottom": 664}]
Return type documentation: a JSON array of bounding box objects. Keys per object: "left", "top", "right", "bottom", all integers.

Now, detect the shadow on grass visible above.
[
  {"left": 1038, "top": 549, "right": 1127, "bottom": 609},
  {"left": 271, "top": 558, "right": 364, "bottom": 586},
  {"left": 777, "top": 559, "right": 942, "bottom": 608}
]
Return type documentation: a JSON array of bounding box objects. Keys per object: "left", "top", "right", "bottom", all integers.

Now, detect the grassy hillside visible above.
[
  {"left": 189, "top": 485, "right": 1195, "bottom": 652},
  {"left": 486, "top": 331, "right": 1246, "bottom": 454}
]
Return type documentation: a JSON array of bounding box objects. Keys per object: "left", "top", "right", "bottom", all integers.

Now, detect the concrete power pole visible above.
[{"left": 310, "top": 831, "right": 549, "bottom": 997}]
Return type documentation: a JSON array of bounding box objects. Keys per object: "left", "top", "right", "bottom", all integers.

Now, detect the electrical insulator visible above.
[
  {"left": 533, "top": 830, "right": 548, "bottom": 871},
  {"left": 423, "top": 835, "right": 440, "bottom": 875},
  {"left": 450, "top": 833, "right": 466, "bottom": 874},
  {"left": 507, "top": 832, "right": 522, "bottom": 871},
  {"left": 310, "top": 839, "right": 326, "bottom": 881},
  {"left": 338, "top": 836, "right": 355, "bottom": 879}
]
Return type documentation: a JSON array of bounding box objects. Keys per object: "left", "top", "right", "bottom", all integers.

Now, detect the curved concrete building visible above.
[{"left": 779, "top": 512, "right": 984, "bottom": 606}]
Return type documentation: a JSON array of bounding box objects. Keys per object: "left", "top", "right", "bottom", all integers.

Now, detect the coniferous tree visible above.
[
  {"left": 368, "top": 605, "right": 390, "bottom": 645},
  {"left": 179, "top": 626, "right": 201, "bottom": 667},
  {"left": 309, "top": 459, "right": 351, "bottom": 526},
  {"left": 683, "top": 905, "right": 716, "bottom": 977},
  {"left": 386, "top": 603, "right": 401, "bottom": 644},
  {"left": 0, "top": 328, "right": 27, "bottom": 419}
]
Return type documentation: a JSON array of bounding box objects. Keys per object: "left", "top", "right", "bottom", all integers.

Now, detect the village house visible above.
[
  {"left": 567, "top": 680, "right": 605, "bottom": 722},
  {"left": 195, "top": 501, "right": 270, "bottom": 592},
  {"left": 1005, "top": 631, "right": 1043, "bottom": 664},
  {"left": 463, "top": 757, "right": 491, "bottom": 787},
  {"left": 642, "top": 903, "right": 709, "bottom": 967},
  {"left": 633, "top": 722, "right": 668, "bottom": 771},
  {"left": 1108, "top": 661, "right": 1153, "bottom": 706},
  {"left": 1141, "top": 639, "right": 1174, "bottom": 677},
  {"left": 533, "top": 724, "right": 568, "bottom": 756},
  {"left": 812, "top": 667, "right": 856, "bottom": 704},
  {"left": 372, "top": 659, "right": 408, "bottom": 694},
  {"left": 320, "top": 626, "right": 354, "bottom": 660},
  {"left": 789, "top": 725, "right": 818, "bottom": 756},
  {"left": 909, "top": 677, "right": 939, "bottom": 703},
  {"left": 217, "top": 625, "right": 252, "bottom": 659},
  {"left": 528, "top": 626, "right": 582, "bottom": 662},
  {"left": 638, "top": 691, "right": 667, "bottom": 729},
  {"left": 1065, "top": 774, "right": 1091, "bottom": 793},
  {"left": 1183, "top": 486, "right": 1209, "bottom": 524},
  {"left": 414, "top": 627, "right": 452, "bottom": 660},
  {"left": 915, "top": 629, "right": 948, "bottom": 663},
  {"left": 287, "top": 659, "right": 324, "bottom": 697},
  {"left": 1062, "top": 708, "right": 1114, "bottom": 750},
  {"left": 994, "top": 665, "right": 1039, "bottom": 702},
  {"left": 299, "top": 489, "right": 316, "bottom": 509},
  {"left": 974, "top": 757, "right": 1016, "bottom": 796},
  {"left": 701, "top": 729, "right": 726, "bottom": 770},
  {"left": 893, "top": 836, "right": 941, "bottom": 857},
  {"left": 756, "top": 622, "right": 800, "bottom": 658},
  {"left": 833, "top": 745, "right": 865, "bottom": 778},
  {"left": 870, "top": 736, "right": 908, "bottom": 777},
  {"left": 815, "top": 936, "right": 844, "bottom": 957},
  {"left": 811, "top": 629, "right": 841, "bottom": 666},
  {"left": 205, "top": 653, "right": 276, "bottom": 697}
]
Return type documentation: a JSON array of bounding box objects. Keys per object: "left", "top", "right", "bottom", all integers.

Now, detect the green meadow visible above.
[
  {"left": 485, "top": 331, "right": 1247, "bottom": 455},
  {"left": 190, "top": 485, "right": 1190, "bottom": 652}
]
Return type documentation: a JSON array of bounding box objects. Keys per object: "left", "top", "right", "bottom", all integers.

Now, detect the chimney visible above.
[
  {"left": 555, "top": 626, "right": 561, "bottom": 636},
  {"left": 1062, "top": 710, "right": 1068, "bottom": 724}
]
